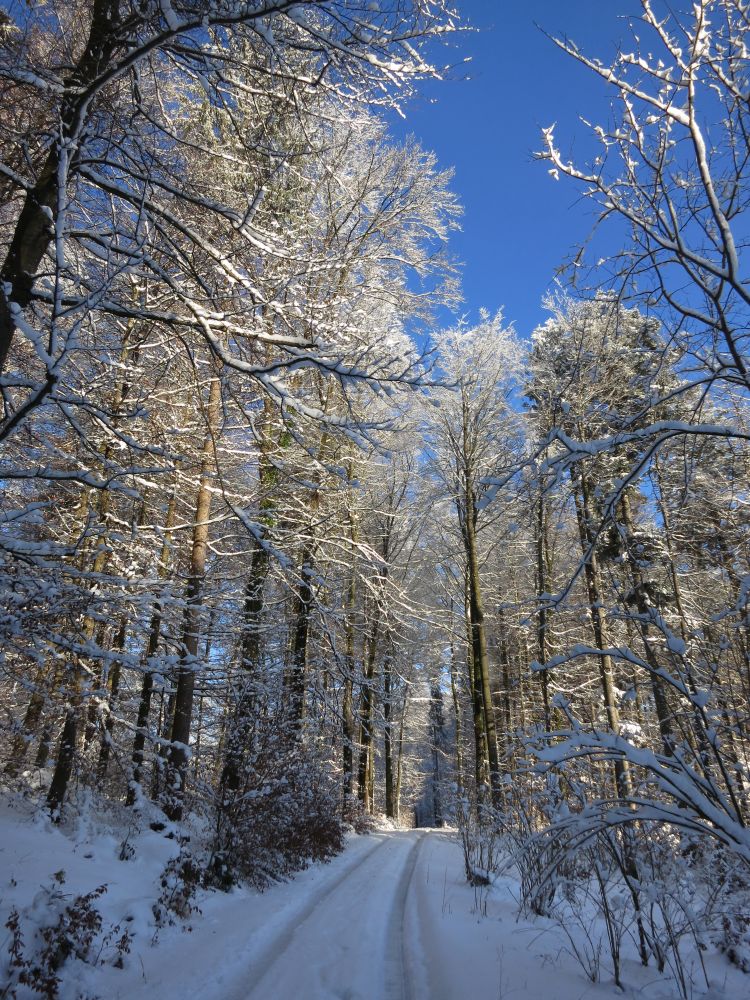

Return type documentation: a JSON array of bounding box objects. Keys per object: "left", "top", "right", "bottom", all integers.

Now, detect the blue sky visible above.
[{"left": 390, "top": 0, "right": 643, "bottom": 340}]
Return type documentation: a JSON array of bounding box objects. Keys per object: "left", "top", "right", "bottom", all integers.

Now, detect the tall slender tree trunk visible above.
[
  {"left": 127, "top": 490, "right": 178, "bottom": 806},
  {"left": 620, "top": 491, "right": 675, "bottom": 755},
  {"left": 220, "top": 541, "right": 271, "bottom": 796},
  {"left": 448, "top": 612, "right": 464, "bottom": 795},
  {"left": 220, "top": 393, "right": 277, "bottom": 798},
  {"left": 465, "top": 568, "right": 487, "bottom": 791},
  {"left": 287, "top": 539, "right": 313, "bottom": 736},
  {"left": 571, "top": 467, "right": 631, "bottom": 799},
  {"left": 357, "top": 621, "right": 379, "bottom": 809},
  {"left": 357, "top": 551, "right": 387, "bottom": 810},
  {"left": 46, "top": 710, "right": 78, "bottom": 818},
  {"left": 383, "top": 649, "right": 396, "bottom": 818},
  {"left": 164, "top": 375, "right": 221, "bottom": 821},
  {"left": 463, "top": 490, "right": 501, "bottom": 797},
  {"left": 342, "top": 511, "right": 358, "bottom": 812},
  {"left": 395, "top": 695, "right": 407, "bottom": 823},
  {"left": 535, "top": 490, "right": 553, "bottom": 731},
  {"left": 96, "top": 617, "right": 127, "bottom": 780},
  {"left": 430, "top": 683, "right": 445, "bottom": 827}
]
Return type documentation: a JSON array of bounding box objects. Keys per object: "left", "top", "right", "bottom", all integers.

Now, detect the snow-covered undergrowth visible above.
[
  {"left": 413, "top": 831, "right": 749, "bottom": 1000},
  {"left": 0, "top": 790, "right": 378, "bottom": 999},
  {"left": 455, "top": 794, "right": 750, "bottom": 1000},
  {"left": 0, "top": 783, "right": 345, "bottom": 999},
  {"left": 0, "top": 792, "right": 204, "bottom": 998}
]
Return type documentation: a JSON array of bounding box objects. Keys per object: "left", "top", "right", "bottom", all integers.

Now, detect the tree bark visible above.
[
  {"left": 356, "top": 622, "right": 378, "bottom": 809},
  {"left": 342, "top": 499, "right": 360, "bottom": 812},
  {"left": 571, "top": 467, "right": 631, "bottom": 799},
  {"left": 127, "top": 490, "right": 178, "bottom": 806},
  {"left": 46, "top": 710, "right": 78, "bottom": 819},
  {"left": 448, "top": 614, "right": 464, "bottom": 795},
  {"left": 0, "top": 0, "right": 122, "bottom": 374},
  {"left": 619, "top": 491, "right": 676, "bottom": 755},
  {"left": 219, "top": 541, "right": 271, "bottom": 796},
  {"left": 465, "top": 567, "right": 488, "bottom": 791},
  {"left": 96, "top": 617, "right": 127, "bottom": 780},
  {"left": 164, "top": 375, "right": 221, "bottom": 821},
  {"left": 287, "top": 540, "right": 313, "bottom": 736},
  {"left": 535, "top": 490, "right": 553, "bottom": 731},
  {"left": 383, "top": 649, "right": 396, "bottom": 818},
  {"left": 463, "top": 488, "right": 500, "bottom": 797}
]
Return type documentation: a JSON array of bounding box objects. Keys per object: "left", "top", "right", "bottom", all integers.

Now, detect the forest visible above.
[{"left": 0, "top": 1, "right": 748, "bottom": 998}]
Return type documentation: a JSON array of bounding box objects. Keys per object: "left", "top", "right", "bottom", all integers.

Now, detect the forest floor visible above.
[{"left": 0, "top": 799, "right": 744, "bottom": 999}]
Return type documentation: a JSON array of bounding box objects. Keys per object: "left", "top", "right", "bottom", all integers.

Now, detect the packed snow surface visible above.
[{"left": 0, "top": 802, "right": 744, "bottom": 999}]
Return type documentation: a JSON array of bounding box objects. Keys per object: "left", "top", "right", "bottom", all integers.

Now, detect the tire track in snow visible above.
[
  {"left": 241, "top": 831, "right": 423, "bottom": 1000},
  {"left": 229, "top": 832, "right": 394, "bottom": 999},
  {"left": 385, "top": 831, "right": 425, "bottom": 1000},
  {"left": 403, "top": 831, "right": 457, "bottom": 1000}
]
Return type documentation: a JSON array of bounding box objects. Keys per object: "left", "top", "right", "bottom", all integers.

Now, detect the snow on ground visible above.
[
  {"left": 407, "top": 833, "right": 742, "bottom": 1000},
  {"left": 0, "top": 800, "right": 745, "bottom": 999}
]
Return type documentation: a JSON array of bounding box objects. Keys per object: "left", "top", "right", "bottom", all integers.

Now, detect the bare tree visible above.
[{"left": 539, "top": 0, "right": 749, "bottom": 419}]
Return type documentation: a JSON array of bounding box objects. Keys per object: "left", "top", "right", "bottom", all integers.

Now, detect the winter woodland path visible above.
[
  {"left": 115, "top": 829, "right": 495, "bottom": 1000},
  {"left": 119, "top": 830, "right": 434, "bottom": 1000},
  {"left": 107, "top": 829, "right": 723, "bottom": 1000},
  {"left": 243, "top": 830, "right": 423, "bottom": 1000}
]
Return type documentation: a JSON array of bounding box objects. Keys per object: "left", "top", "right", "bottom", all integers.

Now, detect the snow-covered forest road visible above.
[
  {"left": 121, "top": 831, "right": 433, "bottom": 1000},
  {"left": 3, "top": 807, "right": 746, "bottom": 1000},
  {"left": 243, "top": 830, "right": 423, "bottom": 1000},
  {"left": 105, "top": 829, "right": 479, "bottom": 1000},
  {"left": 110, "top": 828, "right": 739, "bottom": 1000}
]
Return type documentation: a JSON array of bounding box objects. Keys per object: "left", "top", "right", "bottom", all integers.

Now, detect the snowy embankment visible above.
[{"left": 1, "top": 799, "right": 745, "bottom": 999}]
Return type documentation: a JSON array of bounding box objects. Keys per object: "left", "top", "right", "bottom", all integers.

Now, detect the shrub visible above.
[{"left": 211, "top": 715, "right": 344, "bottom": 889}]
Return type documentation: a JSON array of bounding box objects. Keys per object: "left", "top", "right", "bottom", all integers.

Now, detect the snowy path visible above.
[
  {"left": 106, "top": 829, "right": 430, "bottom": 1000},
  {"left": 83, "top": 826, "right": 742, "bottom": 1000},
  {"left": 243, "top": 830, "right": 423, "bottom": 1000}
]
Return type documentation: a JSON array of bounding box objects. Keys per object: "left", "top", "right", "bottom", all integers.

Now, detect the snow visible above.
[
  {"left": 2, "top": 803, "right": 746, "bottom": 999},
  {"left": 0, "top": 796, "right": 182, "bottom": 998},
  {"left": 158, "top": 0, "right": 181, "bottom": 32}
]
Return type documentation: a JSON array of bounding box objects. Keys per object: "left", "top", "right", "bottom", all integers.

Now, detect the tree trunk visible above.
[
  {"left": 395, "top": 696, "right": 407, "bottom": 823},
  {"left": 620, "top": 491, "right": 675, "bottom": 755},
  {"left": 127, "top": 490, "right": 178, "bottom": 806},
  {"left": 46, "top": 710, "right": 78, "bottom": 819},
  {"left": 0, "top": 0, "right": 122, "bottom": 376},
  {"left": 383, "top": 650, "right": 396, "bottom": 818},
  {"left": 535, "top": 490, "right": 553, "bottom": 731},
  {"left": 465, "top": 568, "right": 487, "bottom": 791},
  {"left": 220, "top": 541, "right": 271, "bottom": 795},
  {"left": 342, "top": 512, "right": 358, "bottom": 812},
  {"left": 448, "top": 615, "right": 464, "bottom": 795},
  {"left": 356, "top": 630, "right": 377, "bottom": 809},
  {"left": 287, "top": 540, "right": 313, "bottom": 736},
  {"left": 463, "top": 490, "right": 501, "bottom": 797},
  {"left": 572, "top": 467, "right": 631, "bottom": 799},
  {"left": 219, "top": 393, "right": 279, "bottom": 799},
  {"left": 96, "top": 617, "right": 127, "bottom": 780},
  {"left": 430, "top": 683, "right": 445, "bottom": 827},
  {"left": 164, "top": 376, "right": 221, "bottom": 821}
]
